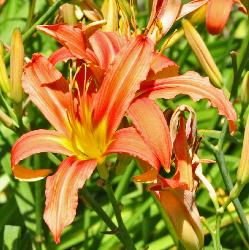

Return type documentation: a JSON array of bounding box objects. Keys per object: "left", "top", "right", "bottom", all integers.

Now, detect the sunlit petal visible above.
[
  {"left": 140, "top": 71, "right": 237, "bottom": 133},
  {"left": 37, "top": 24, "right": 87, "bottom": 58},
  {"left": 128, "top": 98, "right": 172, "bottom": 171},
  {"left": 11, "top": 129, "right": 72, "bottom": 181},
  {"left": 49, "top": 47, "right": 75, "bottom": 65},
  {"left": 148, "top": 52, "right": 179, "bottom": 80},
  {"left": 44, "top": 157, "right": 97, "bottom": 243},
  {"left": 177, "top": 0, "right": 208, "bottom": 20},
  {"left": 89, "top": 30, "right": 125, "bottom": 71},
  {"left": 146, "top": 0, "right": 182, "bottom": 42},
  {"left": 106, "top": 127, "right": 160, "bottom": 169},
  {"left": 93, "top": 35, "right": 153, "bottom": 136},
  {"left": 23, "top": 54, "right": 70, "bottom": 134}
]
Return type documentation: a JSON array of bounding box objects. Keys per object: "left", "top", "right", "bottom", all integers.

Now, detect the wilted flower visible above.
[{"left": 130, "top": 104, "right": 205, "bottom": 249}]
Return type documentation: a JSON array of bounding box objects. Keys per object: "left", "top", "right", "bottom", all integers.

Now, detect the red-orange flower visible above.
[
  {"left": 11, "top": 35, "right": 157, "bottom": 243},
  {"left": 179, "top": 0, "right": 247, "bottom": 35},
  {"left": 11, "top": 21, "right": 237, "bottom": 244}
]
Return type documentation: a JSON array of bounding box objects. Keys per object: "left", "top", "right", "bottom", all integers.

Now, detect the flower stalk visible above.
[{"left": 104, "top": 182, "right": 136, "bottom": 250}]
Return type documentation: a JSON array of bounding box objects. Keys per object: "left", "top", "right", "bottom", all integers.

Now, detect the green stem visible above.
[
  {"left": 214, "top": 212, "right": 222, "bottom": 250},
  {"left": 34, "top": 156, "right": 44, "bottom": 250},
  {"left": 237, "top": 40, "right": 249, "bottom": 79},
  {"left": 104, "top": 183, "right": 136, "bottom": 250},
  {"left": 114, "top": 161, "right": 135, "bottom": 201},
  {"left": 25, "top": 0, "right": 37, "bottom": 31},
  {"left": 202, "top": 138, "right": 249, "bottom": 241},
  {"left": 102, "top": 198, "right": 154, "bottom": 250},
  {"left": 201, "top": 217, "right": 216, "bottom": 249},
  {"left": 230, "top": 51, "right": 239, "bottom": 99},
  {"left": 23, "top": 0, "right": 68, "bottom": 42},
  {"left": 93, "top": 162, "right": 135, "bottom": 248},
  {"left": 81, "top": 188, "right": 125, "bottom": 244}
]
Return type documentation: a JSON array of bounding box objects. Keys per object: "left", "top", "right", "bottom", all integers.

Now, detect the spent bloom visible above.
[{"left": 130, "top": 103, "right": 205, "bottom": 249}]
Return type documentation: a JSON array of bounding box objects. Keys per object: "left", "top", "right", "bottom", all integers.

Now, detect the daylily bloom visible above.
[
  {"left": 129, "top": 102, "right": 205, "bottom": 249},
  {"left": 36, "top": 23, "right": 237, "bottom": 132},
  {"left": 179, "top": 0, "right": 247, "bottom": 35},
  {"left": 11, "top": 18, "right": 237, "bottom": 244},
  {"left": 11, "top": 35, "right": 158, "bottom": 243}
]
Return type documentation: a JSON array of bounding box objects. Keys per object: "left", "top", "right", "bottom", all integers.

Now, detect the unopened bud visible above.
[
  {"left": 80, "top": 0, "right": 103, "bottom": 22},
  {"left": 182, "top": 19, "right": 223, "bottom": 88},
  {"left": 158, "top": 189, "right": 204, "bottom": 250},
  {"left": 61, "top": 3, "right": 77, "bottom": 25},
  {"left": 10, "top": 28, "right": 24, "bottom": 103},
  {"left": 230, "top": 114, "right": 249, "bottom": 199},
  {"left": 101, "top": 0, "right": 118, "bottom": 32},
  {"left": 241, "top": 72, "right": 249, "bottom": 104},
  {"left": 0, "top": 42, "right": 10, "bottom": 94},
  {"left": 188, "top": 4, "right": 207, "bottom": 25}
]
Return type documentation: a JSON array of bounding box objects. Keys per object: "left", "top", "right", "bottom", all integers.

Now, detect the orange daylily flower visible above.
[
  {"left": 11, "top": 35, "right": 157, "bottom": 243},
  {"left": 11, "top": 19, "right": 237, "bottom": 243},
  {"left": 179, "top": 0, "right": 247, "bottom": 35},
  {"left": 37, "top": 23, "right": 237, "bottom": 132}
]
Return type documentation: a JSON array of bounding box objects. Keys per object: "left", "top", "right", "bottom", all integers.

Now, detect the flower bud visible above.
[
  {"left": 0, "top": 42, "right": 10, "bottom": 94},
  {"left": 61, "top": 3, "right": 77, "bottom": 25},
  {"left": 158, "top": 188, "right": 204, "bottom": 250},
  {"left": 241, "top": 71, "right": 249, "bottom": 105},
  {"left": 10, "top": 28, "right": 24, "bottom": 103},
  {"left": 188, "top": 4, "right": 207, "bottom": 25},
  {"left": 182, "top": 19, "right": 223, "bottom": 88},
  {"left": 101, "top": 0, "right": 118, "bottom": 32},
  {"left": 80, "top": 0, "right": 103, "bottom": 22},
  {"left": 230, "top": 114, "right": 249, "bottom": 199}
]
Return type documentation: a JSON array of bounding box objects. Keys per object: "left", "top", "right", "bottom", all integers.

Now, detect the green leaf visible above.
[{"left": 3, "top": 225, "right": 21, "bottom": 250}]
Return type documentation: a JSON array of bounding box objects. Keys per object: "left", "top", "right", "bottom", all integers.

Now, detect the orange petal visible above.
[
  {"left": 12, "top": 165, "right": 52, "bottom": 182},
  {"left": 44, "top": 157, "right": 96, "bottom": 243},
  {"left": 147, "top": 52, "right": 179, "bottom": 80},
  {"left": 89, "top": 30, "right": 126, "bottom": 72},
  {"left": 177, "top": 0, "right": 208, "bottom": 20},
  {"left": 173, "top": 116, "right": 193, "bottom": 190},
  {"left": 206, "top": 0, "right": 234, "bottom": 35},
  {"left": 140, "top": 71, "right": 237, "bottom": 133},
  {"left": 37, "top": 24, "right": 87, "bottom": 58},
  {"left": 23, "top": 54, "right": 70, "bottom": 134},
  {"left": 11, "top": 129, "right": 72, "bottom": 181},
  {"left": 49, "top": 47, "right": 75, "bottom": 65},
  {"left": 133, "top": 168, "right": 158, "bottom": 183},
  {"left": 93, "top": 35, "right": 153, "bottom": 136},
  {"left": 128, "top": 98, "right": 172, "bottom": 171},
  {"left": 106, "top": 127, "right": 160, "bottom": 169},
  {"left": 156, "top": 188, "right": 204, "bottom": 250},
  {"left": 146, "top": 0, "right": 182, "bottom": 42}
]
